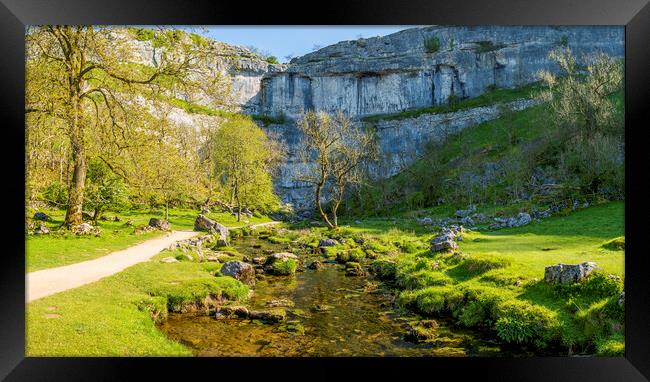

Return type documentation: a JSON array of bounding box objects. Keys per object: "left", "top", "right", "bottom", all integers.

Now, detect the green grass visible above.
[
  {"left": 26, "top": 250, "right": 248, "bottom": 356},
  {"left": 362, "top": 82, "right": 541, "bottom": 123},
  {"left": 26, "top": 207, "right": 272, "bottom": 272},
  {"left": 365, "top": 201, "right": 624, "bottom": 354}
]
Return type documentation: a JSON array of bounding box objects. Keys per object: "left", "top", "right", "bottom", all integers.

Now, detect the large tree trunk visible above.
[
  {"left": 63, "top": 38, "right": 87, "bottom": 228},
  {"left": 64, "top": 91, "right": 86, "bottom": 227},
  {"left": 315, "top": 182, "right": 333, "bottom": 229}
]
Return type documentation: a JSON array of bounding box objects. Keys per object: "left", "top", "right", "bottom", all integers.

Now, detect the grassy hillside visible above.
[{"left": 347, "top": 87, "right": 624, "bottom": 216}]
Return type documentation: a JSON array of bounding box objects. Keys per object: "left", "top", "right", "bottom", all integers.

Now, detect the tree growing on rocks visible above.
[{"left": 296, "top": 111, "right": 378, "bottom": 228}]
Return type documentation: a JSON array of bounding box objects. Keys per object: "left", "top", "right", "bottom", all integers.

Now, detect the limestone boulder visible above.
[
  {"left": 220, "top": 260, "right": 256, "bottom": 286},
  {"left": 544, "top": 262, "right": 599, "bottom": 284},
  {"left": 148, "top": 218, "right": 170, "bottom": 230}
]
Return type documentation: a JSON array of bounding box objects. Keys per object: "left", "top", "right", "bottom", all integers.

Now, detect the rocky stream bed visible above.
[{"left": 156, "top": 233, "right": 534, "bottom": 357}]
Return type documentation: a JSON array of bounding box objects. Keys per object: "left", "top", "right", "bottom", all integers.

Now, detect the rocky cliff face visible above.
[
  {"left": 254, "top": 26, "right": 623, "bottom": 208},
  {"left": 257, "top": 26, "right": 623, "bottom": 118},
  {"left": 124, "top": 27, "right": 624, "bottom": 210}
]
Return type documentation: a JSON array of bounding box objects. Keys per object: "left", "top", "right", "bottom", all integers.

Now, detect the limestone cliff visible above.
[
  {"left": 123, "top": 26, "right": 624, "bottom": 210},
  {"left": 254, "top": 26, "right": 623, "bottom": 208}
]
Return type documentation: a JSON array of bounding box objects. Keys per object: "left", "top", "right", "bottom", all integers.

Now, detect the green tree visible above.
[
  {"left": 537, "top": 48, "right": 623, "bottom": 136},
  {"left": 210, "top": 115, "right": 283, "bottom": 221},
  {"left": 26, "top": 26, "right": 230, "bottom": 227},
  {"left": 83, "top": 159, "right": 128, "bottom": 223}
]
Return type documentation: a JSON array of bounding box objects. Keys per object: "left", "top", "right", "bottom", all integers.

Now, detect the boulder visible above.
[
  {"left": 544, "top": 262, "right": 599, "bottom": 284},
  {"left": 417, "top": 217, "right": 433, "bottom": 225},
  {"left": 35, "top": 223, "right": 50, "bottom": 235},
  {"left": 252, "top": 256, "right": 267, "bottom": 265},
  {"left": 264, "top": 252, "right": 299, "bottom": 275},
  {"left": 460, "top": 216, "right": 475, "bottom": 227},
  {"left": 319, "top": 238, "right": 339, "bottom": 247},
  {"left": 430, "top": 233, "right": 458, "bottom": 252},
  {"left": 194, "top": 214, "right": 229, "bottom": 246},
  {"left": 71, "top": 223, "right": 99, "bottom": 236},
  {"left": 265, "top": 252, "right": 298, "bottom": 263},
  {"left": 515, "top": 212, "right": 532, "bottom": 227},
  {"left": 220, "top": 305, "right": 249, "bottom": 318},
  {"left": 249, "top": 308, "right": 286, "bottom": 323},
  {"left": 220, "top": 260, "right": 256, "bottom": 286},
  {"left": 455, "top": 204, "right": 477, "bottom": 218},
  {"left": 431, "top": 239, "right": 458, "bottom": 252},
  {"left": 148, "top": 218, "right": 170, "bottom": 230},
  {"left": 308, "top": 260, "right": 323, "bottom": 270},
  {"left": 33, "top": 212, "right": 49, "bottom": 221},
  {"left": 161, "top": 256, "right": 178, "bottom": 263},
  {"left": 345, "top": 262, "right": 366, "bottom": 277}
]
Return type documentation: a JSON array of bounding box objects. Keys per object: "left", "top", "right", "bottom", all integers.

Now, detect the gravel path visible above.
[
  {"left": 26, "top": 221, "right": 282, "bottom": 303},
  {"left": 26, "top": 231, "right": 197, "bottom": 303}
]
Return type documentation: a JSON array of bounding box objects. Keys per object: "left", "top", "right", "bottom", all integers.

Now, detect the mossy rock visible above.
[
  {"left": 249, "top": 308, "right": 286, "bottom": 323},
  {"left": 335, "top": 248, "right": 365, "bottom": 263},
  {"left": 601, "top": 236, "right": 624, "bottom": 251}
]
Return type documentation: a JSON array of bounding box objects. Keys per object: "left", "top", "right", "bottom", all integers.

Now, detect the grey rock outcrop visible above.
[
  {"left": 319, "top": 238, "right": 339, "bottom": 247},
  {"left": 33, "top": 212, "right": 49, "bottom": 221},
  {"left": 194, "top": 214, "right": 229, "bottom": 246},
  {"left": 148, "top": 218, "right": 170, "bottom": 230},
  {"left": 544, "top": 262, "right": 599, "bottom": 284},
  {"left": 220, "top": 260, "right": 256, "bottom": 286}
]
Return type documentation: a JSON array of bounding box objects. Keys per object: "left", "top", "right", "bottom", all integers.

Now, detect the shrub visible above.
[
  {"left": 495, "top": 300, "right": 560, "bottom": 348},
  {"left": 601, "top": 236, "right": 625, "bottom": 251},
  {"left": 558, "top": 133, "right": 624, "bottom": 197},
  {"left": 371, "top": 258, "right": 398, "bottom": 280},
  {"left": 406, "top": 191, "right": 425, "bottom": 210},
  {"left": 398, "top": 241, "right": 421, "bottom": 254},
  {"left": 424, "top": 37, "right": 441, "bottom": 53},
  {"left": 265, "top": 56, "right": 279, "bottom": 64},
  {"left": 580, "top": 271, "right": 624, "bottom": 299},
  {"left": 595, "top": 333, "right": 625, "bottom": 356},
  {"left": 396, "top": 269, "right": 452, "bottom": 290},
  {"left": 457, "top": 286, "right": 507, "bottom": 327},
  {"left": 42, "top": 181, "right": 69, "bottom": 208},
  {"left": 414, "top": 286, "right": 465, "bottom": 316},
  {"left": 267, "top": 235, "right": 292, "bottom": 244},
  {"left": 131, "top": 28, "right": 155, "bottom": 41}
]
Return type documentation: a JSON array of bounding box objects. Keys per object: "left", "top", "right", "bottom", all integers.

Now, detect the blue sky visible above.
[{"left": 185, "top": 26, "right": 416, "bottom": 62}]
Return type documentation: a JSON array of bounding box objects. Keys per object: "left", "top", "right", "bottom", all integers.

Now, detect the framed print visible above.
[{"left": 1, "top": 0, "right": 649, "bottom": 380}]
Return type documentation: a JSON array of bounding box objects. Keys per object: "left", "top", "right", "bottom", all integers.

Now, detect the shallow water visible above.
[{"left": 158, "top": 235, "right": 512, "bottom": 357}]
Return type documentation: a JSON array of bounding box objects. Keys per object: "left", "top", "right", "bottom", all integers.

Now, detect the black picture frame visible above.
[{"left": 1, "top": 0, "right": 648, "bottom": 380}]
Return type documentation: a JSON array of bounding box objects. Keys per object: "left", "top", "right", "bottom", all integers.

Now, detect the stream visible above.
[{"left": 157, "top": 235, "right": 518, "bottom": 357}]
